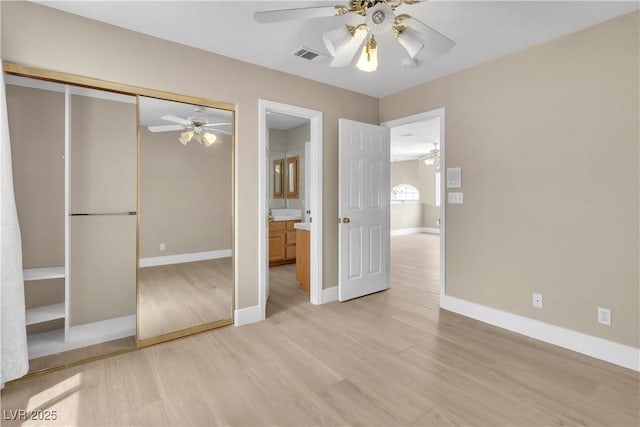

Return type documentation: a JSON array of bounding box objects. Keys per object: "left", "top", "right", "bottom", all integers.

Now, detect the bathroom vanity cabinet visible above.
[
  {"left": 269, "top": 220, "right": 300, "bottom": 266},
  {"left": 295, "top": 228, "right": 310, "bottom": 293}
]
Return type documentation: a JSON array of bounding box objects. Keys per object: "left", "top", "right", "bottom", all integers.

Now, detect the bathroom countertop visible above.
[
  {"left": 272, "top": 215, "right": 302, "bottom": 221},
  {"left": 294, "top": 222, "right": 310, "bottom": 231},
  {"left": 271, "top": 209, "right": 302, "bottom": 222}
]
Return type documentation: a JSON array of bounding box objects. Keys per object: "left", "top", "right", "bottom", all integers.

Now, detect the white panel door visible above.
[{"left": 338, "top": 119, "right": 390, "bottom": 301}]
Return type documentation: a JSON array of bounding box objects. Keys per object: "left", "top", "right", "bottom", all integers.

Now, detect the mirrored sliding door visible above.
[{"left": 137, "top": 96, "right": 234, "bottom": 344}]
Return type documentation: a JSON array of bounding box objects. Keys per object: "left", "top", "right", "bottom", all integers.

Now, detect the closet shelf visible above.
[
  {"left": 23, "top": 267, "right": 65, "bottom": 281},
  {"left": 26, "top": 303, "right": 65, "bottom": 326},
  {"left": 27, "top": 314, "right": 136, "bottom": 359}
]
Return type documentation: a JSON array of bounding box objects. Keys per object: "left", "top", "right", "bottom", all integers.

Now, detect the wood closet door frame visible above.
[{"left": 3, "top": 62, "right": 237, "bottom": 356}]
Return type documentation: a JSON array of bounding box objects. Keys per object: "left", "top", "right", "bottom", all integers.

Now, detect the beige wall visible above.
[
  {"left": 70, "top": 215, "right": 136, "bottom": 325},
  {"left": 7, "top": 85, "right": 65, "bottom": 268},
  {"left": 381, "top": 12, "right": 639, "bottom": 347},
  {"left": 71, "top": 94, "right": 137, "bottom": 214},
  {"left": 391, "top": 159, "right": 439, "bottom": 230},
  {"left": 1, "top": 1, "right": 379, "bottom": 309},
  {"left": 139, "top": 128, "right": 232, "bottom": 258},
  {"left": 391, "top": 160, "right": 422, "bottom": 230},
  {"left": 70, "top": 94, "right": 137, "bottom": 324},
  {"left": 391, "top": 204, "right": 422, "bottom": 231},
  {"left": 417, "top": 161, "right": 439, "bottom": 229},
  {"left": 9, "top": 84, "right": 65, "bottom": 335}
]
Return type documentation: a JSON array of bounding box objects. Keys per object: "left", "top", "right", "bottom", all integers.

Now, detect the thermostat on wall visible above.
[{"left": 447, "top": 167, "right": 462, "bottom": 188}]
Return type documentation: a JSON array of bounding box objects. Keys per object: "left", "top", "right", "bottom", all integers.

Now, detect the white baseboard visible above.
[
  {"left": 421, "top": 227, "right": 440, "bottom": 234},
  {"left": 441, "top": 295, "right": 640, "bottom": 372},
  {"left": 322, "top": 286, "right": 338, "bottom": 304},
  {"left": 234, "top": 304, "right": 262, "bottom": 327},
  {"left": 391, "top": 227, "right": 440, "bottom": 236},
  {"left": 139, "top": 249, "right": 232, "bottom": 268}
]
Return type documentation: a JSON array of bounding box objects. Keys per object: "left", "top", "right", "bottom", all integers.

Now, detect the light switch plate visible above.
[
  {"left": 448, "top": 192, "right": 463, "bottom": 204},
  {"left": 447, "top": 167, "right": 462, "bottom": 188}
]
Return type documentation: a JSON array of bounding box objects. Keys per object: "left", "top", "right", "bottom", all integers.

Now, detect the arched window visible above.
[{"left": 391, "top": 184, "right": 419, "bottom": 203}]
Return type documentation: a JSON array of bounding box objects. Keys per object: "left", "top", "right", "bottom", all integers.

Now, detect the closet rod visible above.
[{"left": 70, "top": 212, "right": 136, "bottom": 216}]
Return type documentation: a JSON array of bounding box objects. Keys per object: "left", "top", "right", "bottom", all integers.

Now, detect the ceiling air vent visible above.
[{"left": 290, "top": 47, "right": 327, "bottom": 63}]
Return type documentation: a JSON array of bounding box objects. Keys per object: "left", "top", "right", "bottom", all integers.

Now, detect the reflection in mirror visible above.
[
  {"left": 273, "top": 159, "right": 284, "bottom": 198},
  {"left": 287, "top": 156, "right": 299, "bottom": 199},
  {"left": 138, "top": 96, "right": 233, "bottom": 342}
]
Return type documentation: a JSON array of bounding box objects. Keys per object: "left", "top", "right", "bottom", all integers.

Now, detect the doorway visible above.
[
  {"left": 382, "top": 108, "right": 446, "bottom": 302},
  {"left": 258, "top": 100, "right": 323, "bottom": 320}
]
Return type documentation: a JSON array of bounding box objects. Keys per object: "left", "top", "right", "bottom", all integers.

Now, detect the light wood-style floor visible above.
[
  {"left": 2, "top": 234, "right": 638, "bottom": 426},
  {"left": 138, "top": 258, "right": 233, "bottom": 340}
]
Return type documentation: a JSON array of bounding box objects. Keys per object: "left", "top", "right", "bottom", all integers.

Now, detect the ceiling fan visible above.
[
  {"left": 253, "top": 0, "right": 455, "bottom": 72},
  {"left": 421, "top": 143, "right": 440, "bottom": 166},
  {"left": 148, "top": 108, "right": 231, "bottom": 147}
]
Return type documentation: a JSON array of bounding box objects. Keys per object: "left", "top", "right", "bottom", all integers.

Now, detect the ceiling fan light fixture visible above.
[
  {"left": 179, "top": 130, "right": 194, "bottom": 145},
  {"left": 365, "top": 3, "right": 394, "bottom": 35},
  {"left": 397, "top": 26, "right": 424, "bottom": 59},
  {"left": 356, "top": 35, "right": 378, "bottom": 72},
  {"left": 323, "top": 25, "right": 353, "bottom": 56},
  {"left": 202, "top": 132, "right": 217, "bottom": 146}
]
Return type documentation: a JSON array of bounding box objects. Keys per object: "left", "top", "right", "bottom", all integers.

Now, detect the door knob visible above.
[{"left": 342, "top": 217, "right": 351, "bottom": 224}]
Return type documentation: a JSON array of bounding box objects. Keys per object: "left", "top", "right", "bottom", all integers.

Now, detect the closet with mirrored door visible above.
[{"left": 5, "top": 64, "right": 235, "bottom": 375}]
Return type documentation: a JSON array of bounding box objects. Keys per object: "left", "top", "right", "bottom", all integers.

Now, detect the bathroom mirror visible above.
[
  {"left": 286, "top": 156, "right": 299, "bottom": 199},
  {"left": 138, "top": 96, "right": 234, "bottom": 344},
  {"left": 267, "top": 112, "right": 309, "bottom": 214},
  {"left": 273, "top": 159, "right": 284, "bottom": 198}
]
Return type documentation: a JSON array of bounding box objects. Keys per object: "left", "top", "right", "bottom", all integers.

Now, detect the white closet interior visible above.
[{"left": 7, "top": 75, "right": 137, "bottom": 359}]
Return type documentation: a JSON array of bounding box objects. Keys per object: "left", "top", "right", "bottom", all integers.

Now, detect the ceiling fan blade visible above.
[
  {"left": 206, "top": 128, "right": 232, "bottom": 136},
  {"left": 161, "top": 115, "right": 192, "bottom": 126},
  {"left": 148, "top": 124, "right": 185, "bottom": 133},
  {"left": 254, "top": 5, "right": 344, "bottom": 24},
  {"left": 387, "top": 0, "right": 425, "bottom": 7},
  {"left": 404, "top": 16, "right": 455, "bottom": 59},
  {"left": 202, "top": 122, "right": 231, "bottom": 128},
  {"left": 329, "top": 28, "right": 368, "bottom": 68}
]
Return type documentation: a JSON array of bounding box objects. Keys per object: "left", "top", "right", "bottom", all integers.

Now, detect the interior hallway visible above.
[{"left": 1, "top": 234, "right": 638, "bottom": 426}]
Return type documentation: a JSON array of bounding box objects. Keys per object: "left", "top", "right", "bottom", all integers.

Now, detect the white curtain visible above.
[{"left": 0, "top": 61, "right": 29, "bottom": 388}]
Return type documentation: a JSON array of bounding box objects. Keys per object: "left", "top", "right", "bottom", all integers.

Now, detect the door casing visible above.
[
  {"left": 381, "top": 107, "right": 446, "bottom": 303},
  {"left": 257, "top": 100, "right": 324, "bottom": 321}
]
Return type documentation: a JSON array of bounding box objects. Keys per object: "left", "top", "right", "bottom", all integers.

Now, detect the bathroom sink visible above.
[
  {"left": 273, "top": 215, "right": 301, "bottom": 221},
  {"left": 271, "top": 209, "right": 302, "bottom": 221}
]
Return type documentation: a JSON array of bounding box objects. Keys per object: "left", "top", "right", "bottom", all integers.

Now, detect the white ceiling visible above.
[
  {"left": 267, "top": 111, "right": 310, "bottom": 130},
  {"left": 390, "top": 116, "right": 440, "bottom": 162},
  {"left": 34, "top": 1, "right": 638, "bottom": 98},
  {"left": 138, "top": 96, "right": 232, "bottom": 128}
]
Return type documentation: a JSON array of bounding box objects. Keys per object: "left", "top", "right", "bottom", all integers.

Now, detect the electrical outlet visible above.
[
  {"left": 532, "top": 293, "right": 543, "bottom": 309},
  {"left": 160, "top": 243, "right": 166, "bottom": 251},
  {"left": 598, "top": 307, "right": 611, "bottom": 326}
]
